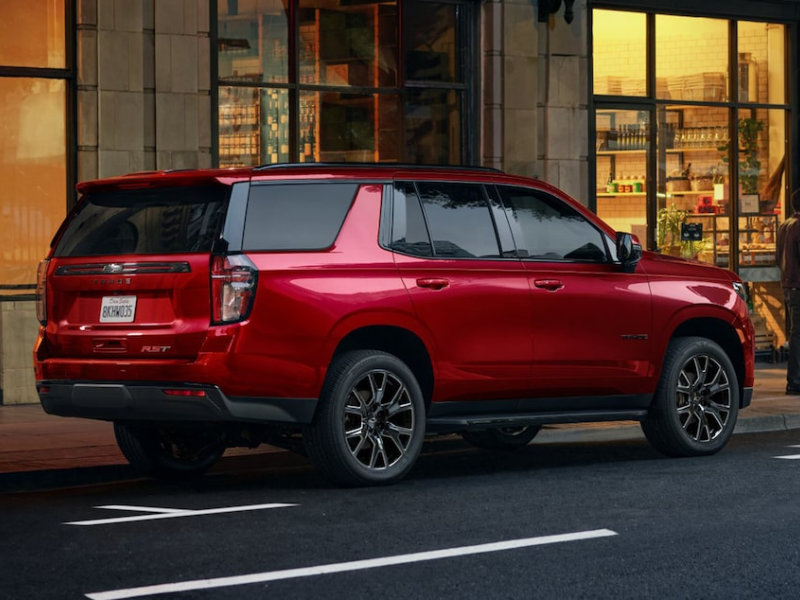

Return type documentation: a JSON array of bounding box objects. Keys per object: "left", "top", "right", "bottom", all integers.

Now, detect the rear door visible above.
[
  {"left": 45, "top": 184, "right": 230, "bottom": 359},
  {"left": 389, "top": 180, "right": 532, "bottom": 403}
]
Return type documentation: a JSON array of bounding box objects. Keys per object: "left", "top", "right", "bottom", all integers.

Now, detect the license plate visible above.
[{"left": 100, "top": 296, "right": 137, "bottom": 323}]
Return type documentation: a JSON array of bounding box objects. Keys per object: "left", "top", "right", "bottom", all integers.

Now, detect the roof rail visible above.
[{"left": 252, "top": 162, "right": 503, "bottom": 173}]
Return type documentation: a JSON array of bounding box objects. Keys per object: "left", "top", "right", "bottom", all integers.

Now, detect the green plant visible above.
[
  {"left": 657, "top": 203, "right": 687, "bottom": 250},
  {"left": 657, "top": 203, "right": 707, "bottom": 259},
  {"left": 718, "top": 118, "right": 763, "bottom": 195}
]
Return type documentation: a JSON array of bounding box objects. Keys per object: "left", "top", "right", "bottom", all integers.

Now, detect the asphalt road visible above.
[{"left": 1, "top": 429, "right": 799, "bottom": 599}]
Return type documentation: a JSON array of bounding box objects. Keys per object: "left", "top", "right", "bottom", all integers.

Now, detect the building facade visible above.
[{"left": 0, "top": 0, "right": 797, "bottom": 403}]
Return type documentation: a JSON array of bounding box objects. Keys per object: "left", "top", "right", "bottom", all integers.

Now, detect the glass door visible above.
[{"left": 595, "top": 107, "right": 653, "bottom": 249}]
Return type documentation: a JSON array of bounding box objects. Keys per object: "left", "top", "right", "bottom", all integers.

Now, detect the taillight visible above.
[
  {"left": 36, "top": 259, "right": 49, "bottom": 325},
  {"left": 211, "top": 254, "right": 257, "bottom": 324}
]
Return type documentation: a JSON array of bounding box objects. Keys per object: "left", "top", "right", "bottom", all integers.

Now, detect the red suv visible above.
[{"left": 34, "top": 164, "right": 755, "bottom": 485}]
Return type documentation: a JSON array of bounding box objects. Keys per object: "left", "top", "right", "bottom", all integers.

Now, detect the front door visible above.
[{"left": 495, "top": 184, "right": 655, "bottom": 399}]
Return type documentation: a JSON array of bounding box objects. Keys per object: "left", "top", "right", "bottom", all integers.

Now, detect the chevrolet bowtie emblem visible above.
[{"left": 103, "top": 264, "right": 124, "bottom": 274}]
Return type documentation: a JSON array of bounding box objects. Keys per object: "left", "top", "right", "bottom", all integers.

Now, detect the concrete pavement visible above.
[{"left": 1, "top": 363, "right": 798, "bottom": 491}]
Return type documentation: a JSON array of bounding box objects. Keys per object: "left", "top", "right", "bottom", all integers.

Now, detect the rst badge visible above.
[{"left": 99, "top": 295, "right": 137, "bottom": 323}]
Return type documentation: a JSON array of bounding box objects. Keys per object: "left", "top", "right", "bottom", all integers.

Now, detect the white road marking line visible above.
[
  {"left": 97, "top": 505, "right": 186, "bottom": 514},
  {"left": 65, "top": 503, "right": 297, "bottom": 526},
  {"left": 85, "top": 528, "right": 618, "bottom": 600},
  {"left": 774, "top": 454, "right": 800, "bottom": 460}
]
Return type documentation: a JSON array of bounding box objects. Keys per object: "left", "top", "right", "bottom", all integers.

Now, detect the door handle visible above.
[
  {"left": 533, "top": 279, "right": 563, "bottom": 291},
  {"left": 416, "top": 278, "right": 450, "bottom": 290}
]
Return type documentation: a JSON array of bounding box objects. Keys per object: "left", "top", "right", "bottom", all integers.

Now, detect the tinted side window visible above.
[
  {"left": 54, "top": 186, "right": 227, "bottom": 257},
  {"left": 243, "top": 183, "right": 357, "bottom": 250},
  {"left": 390, "top": 182, "right": 433, "bottom": 257},
  {"left": 498, "top": 186, "right": 608, "bottom": 262},
  {"left": 416, "top": 182, "right": 501, "bottom": 258}
]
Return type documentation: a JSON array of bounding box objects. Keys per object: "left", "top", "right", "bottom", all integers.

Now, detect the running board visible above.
[{"left": 425, "top": 409, "right": 650, "bottom": 434}]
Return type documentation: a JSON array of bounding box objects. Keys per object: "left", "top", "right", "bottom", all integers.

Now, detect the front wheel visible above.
[
  {"left": 304, "top": 350, "right": 426, "bottom": 486},
  {"left": 461, "top": 426, "right": 541, "bottom": 451},
  {"left": 641, "top": 337, "right": 739, "bottom": 457},
  {"left": 114, "top": 422, "right": 226, "bottom": 479}
]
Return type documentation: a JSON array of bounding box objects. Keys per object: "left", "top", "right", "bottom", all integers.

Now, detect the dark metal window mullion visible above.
[
  {"left": 289, "top": 0, "right": 299, "bottom": 162},
  {"left": 728, "top": 18, "right": 739, "bottom": 273}
]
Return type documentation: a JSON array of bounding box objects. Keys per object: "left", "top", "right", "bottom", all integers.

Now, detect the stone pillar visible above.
[
  {"left": 0, "top": 302, "right": 39, "bottom": 404},
  {"left": 537, "top": 0, "right": 589, "bottom": 204},
  {"left": 77, "top": 0, "right": 212, "bottom": 181},
  {"left": 501, "top": 0, "right": 539, "bottom": 177}
]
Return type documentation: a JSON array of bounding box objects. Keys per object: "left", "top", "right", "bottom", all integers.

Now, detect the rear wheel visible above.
[
  {"left": 641, "top": 337, "right": 739, "bottom": 457},
  {"left": 461, "top": 426, "right": 540, "bottom": 451},
  {"left": 113, "top": 422, "right": 226, "bottom": 479},
  {"left": 304, "top": 350, "right": 426, "bottom": 486}
]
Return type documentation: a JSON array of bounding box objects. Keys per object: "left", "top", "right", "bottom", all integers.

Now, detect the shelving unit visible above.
[{"left": 684, "top": 213, "right": 777, "bottom": 268}]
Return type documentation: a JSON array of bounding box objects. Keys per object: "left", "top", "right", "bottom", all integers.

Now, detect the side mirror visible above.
[{"left": 616, "top": 232, "right": 642, "bottom": 273}]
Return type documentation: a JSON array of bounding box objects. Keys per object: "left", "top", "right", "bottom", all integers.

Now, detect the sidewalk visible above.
[{"left": 1, "top": 363, "right": 799, "bottom": 490}]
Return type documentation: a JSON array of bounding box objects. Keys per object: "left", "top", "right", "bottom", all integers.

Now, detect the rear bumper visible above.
[{"left": 37, "top": 381, "right": 317, "bottom": 425}]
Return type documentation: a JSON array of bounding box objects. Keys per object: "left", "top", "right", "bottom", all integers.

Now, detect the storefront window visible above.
[
  {"left": 0, "top": 0, "right": 65, "bottom": 69},
  {"left": 592, "top": 10, "right": 646, "bottom": 96},
  {"left": 0, "top": 0, "right": 69, "bottom": 292},
  {"left": 216, "top": 0, "right": 473, "bottom": 166},
  {"left": 656, "top": 16, "right": 729, "bottom": 103},
  {"left": 592, "top": 9, "right": 789, "bottom": 273}
]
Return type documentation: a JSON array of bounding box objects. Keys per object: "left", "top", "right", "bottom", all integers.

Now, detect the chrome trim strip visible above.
[{"left": 55, "top": 262, "right": 191, "bottom": 275}]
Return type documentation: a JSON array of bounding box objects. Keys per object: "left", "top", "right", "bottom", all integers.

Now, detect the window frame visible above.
[
  {"left": 211, "top": 0, "right": 478, "bottom": 166},
  {"left": 589, "top": 4, "right": 795, "bottom": 276},
  {"left": 0, "top": 1, "right": 75, "bottom": 297}
]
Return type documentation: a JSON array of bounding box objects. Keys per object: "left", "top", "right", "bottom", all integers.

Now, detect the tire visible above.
[
  {"left": 113, "top": 422, "right": 226, "bottom": 480},
  {"left": 304, "top": 350, "right": 426, "bottom": 486},
  {"left": 461, "top": 426, "right": 541, "bottom": 451},
  {"left": 641, "top": 337, "right": 739, "bottom": 457}
]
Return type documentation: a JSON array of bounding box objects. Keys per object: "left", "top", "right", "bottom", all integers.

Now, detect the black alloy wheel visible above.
[
  {"left": 304, "top": 350, "right": 426, "bottom": 486},
  {"left": 641, "top": 336, "right": 739, "bottom": 457}
]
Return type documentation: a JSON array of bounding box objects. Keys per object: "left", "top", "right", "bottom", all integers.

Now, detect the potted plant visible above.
[{"left": 657, "top": 203, "right": 707, "bottom": 259}]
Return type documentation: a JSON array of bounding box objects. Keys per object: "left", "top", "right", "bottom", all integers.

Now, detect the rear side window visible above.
[
  {"left": 243, "top": 183, "right": 357, "bottom": 250},
  {"left": 54, "top": 186, "right": 227, "bottom": 256},
  {"left": 497, "top": 186, "right": 609, "bottom": 262}
]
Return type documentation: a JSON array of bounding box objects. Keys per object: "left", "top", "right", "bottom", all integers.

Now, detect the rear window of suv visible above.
[{"left": 54, "top": 186, "right": 228, "bottom": 256}]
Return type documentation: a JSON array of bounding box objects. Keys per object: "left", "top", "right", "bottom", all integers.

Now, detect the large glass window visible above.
[
  {"left": 0, "top": 0, "right": 70, "bottom": 291},
  {"left": 216, "top": 0, "right": 474, "bottom": 167},
  {"left": 592, "top": 10, "right": 789, "bottom": 277}
]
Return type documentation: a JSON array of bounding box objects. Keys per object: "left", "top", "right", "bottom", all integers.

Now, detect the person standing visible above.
[{"left": 777, "top": 188, "right": 800, "bottom": 394}]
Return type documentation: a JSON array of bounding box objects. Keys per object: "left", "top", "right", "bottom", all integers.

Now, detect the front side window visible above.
[{"left": 498, "top": 186, "right": 608, "bottom": 262}]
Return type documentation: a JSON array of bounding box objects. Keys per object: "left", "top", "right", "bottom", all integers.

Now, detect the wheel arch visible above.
[
  {"left": 669, "top": 317, "right": 747, "bottom": 407},
  {"left": 331, "top": 325, "right": 435, "bottom": 408}
]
